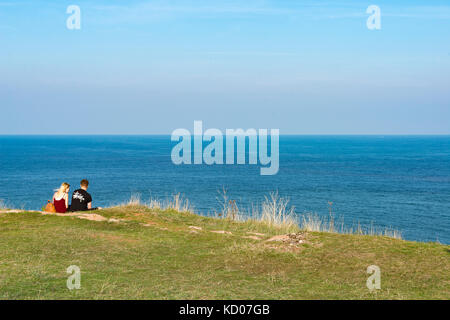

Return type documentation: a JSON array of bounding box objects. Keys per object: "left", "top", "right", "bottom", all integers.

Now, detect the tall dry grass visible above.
[
  {"left": 118, "top": 191, "right": 402, "bottom": 239},
  {"left": 0, "top": 199, "right": 7, "bottom": 210},
  {"left": 300, "top": 212, "right": 402, "bottom": 239},
  {"left": 215, "top": 189, "right": 299, "bottom": 232},
  {"left": 215, "top": 190, "right": 401, "bottom": 239},
  {"left": 259, "top": 192, "right": 298, "bottom": 230},
  {"left": 120, "top": 193, "right": 193, "bottom": 213}
]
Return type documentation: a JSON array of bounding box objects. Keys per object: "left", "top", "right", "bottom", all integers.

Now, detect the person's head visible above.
[
  {"left": 80, "top": 179, "right": 89, "bottom": 190},
  {"left": 57, "top": 182, "right": 70, "bottom": 195}
]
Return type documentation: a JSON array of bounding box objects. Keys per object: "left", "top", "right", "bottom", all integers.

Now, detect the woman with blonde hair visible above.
[{"left": 53, "top": 182, "right": 70, "bottom": 213}]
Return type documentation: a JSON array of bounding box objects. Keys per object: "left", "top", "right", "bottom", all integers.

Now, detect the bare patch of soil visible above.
[
  {"left": 211, "top": 230, "right": 232, "bottom": 235},
  {"left": 242, "top": 236, "right": 262, "bottom": 240},
  {"left": 264, "top": 232, "right": 313, "bottom": 252},
  {"left": 247, "top": 232, "right": 265, "bottom": 237},
  {"left": 76, "top": 214, "right": 108, "bottom": 222}
]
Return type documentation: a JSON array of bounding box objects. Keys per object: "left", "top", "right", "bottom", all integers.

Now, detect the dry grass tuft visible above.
[
  {"left": 119, "top": 193, "right": 193, "bottom": 213},
  {"left": 124, "top": 194, "right": 143, "bottom": 207},
  {"left": 0, "top": 200, "right": 8, "bottom": 210},
  {"left": 214, "top": 189, "right": 299, "bottom": 233},
  {"left": 300, "top": 212, "right": 402, "bottom": 239},
  {"left": 259, "top": 192, "right": 298, "bottom": 230},
  {"left": 117, "top": 191, "right": 401, "bottom": 239}
]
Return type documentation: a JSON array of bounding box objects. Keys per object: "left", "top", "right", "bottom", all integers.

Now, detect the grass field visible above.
[{"left": 0, "top": 204, "right": 448, "bottom": 299}]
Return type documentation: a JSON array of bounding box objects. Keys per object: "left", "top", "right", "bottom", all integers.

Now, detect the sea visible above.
[{"left": 0, "top": 135, "right": 449, "bottom": 244}]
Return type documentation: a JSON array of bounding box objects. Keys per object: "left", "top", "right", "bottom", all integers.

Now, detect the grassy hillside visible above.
[{"left": 0, "top": 205, "right": 448, "bottom": 299}]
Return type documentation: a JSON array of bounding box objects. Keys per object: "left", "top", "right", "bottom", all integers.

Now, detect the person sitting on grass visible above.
[
  {"left": 53, "top": 182, "right": 70, "bottom": 213},
  {"left": 69, "top": 179, "right": 99, "bottom": 212}
]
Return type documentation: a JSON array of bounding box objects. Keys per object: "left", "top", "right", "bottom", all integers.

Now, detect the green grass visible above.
[{"left": 0, "top": 206, "right": 448, "bottom": 299}]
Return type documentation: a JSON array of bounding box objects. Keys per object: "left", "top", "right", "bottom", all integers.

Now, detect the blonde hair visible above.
[{"left": 55, "top": 182, "right": 70, "bottom": 198}]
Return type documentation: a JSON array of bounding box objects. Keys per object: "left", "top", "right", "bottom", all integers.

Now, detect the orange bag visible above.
[{"left": 44, "top": 200, "right": 56, "bottom": 213}]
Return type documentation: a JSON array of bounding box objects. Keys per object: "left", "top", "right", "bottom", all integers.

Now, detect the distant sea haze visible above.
[{"left": 0, "top": 135, "right": 449, "bottom": 244}]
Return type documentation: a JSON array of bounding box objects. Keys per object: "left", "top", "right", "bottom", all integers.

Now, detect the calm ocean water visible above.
[{"left": 0, "top": 135, "right": 449, "bottom": 244}]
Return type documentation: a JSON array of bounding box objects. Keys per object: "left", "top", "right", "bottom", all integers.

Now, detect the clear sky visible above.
[{"left": 0, "top": 0, "right": 449, "bottom": 134}]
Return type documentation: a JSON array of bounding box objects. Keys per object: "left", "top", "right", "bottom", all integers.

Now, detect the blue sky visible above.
[{"left": 0, "top": 0, "right": 449, "bottom": 134}]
